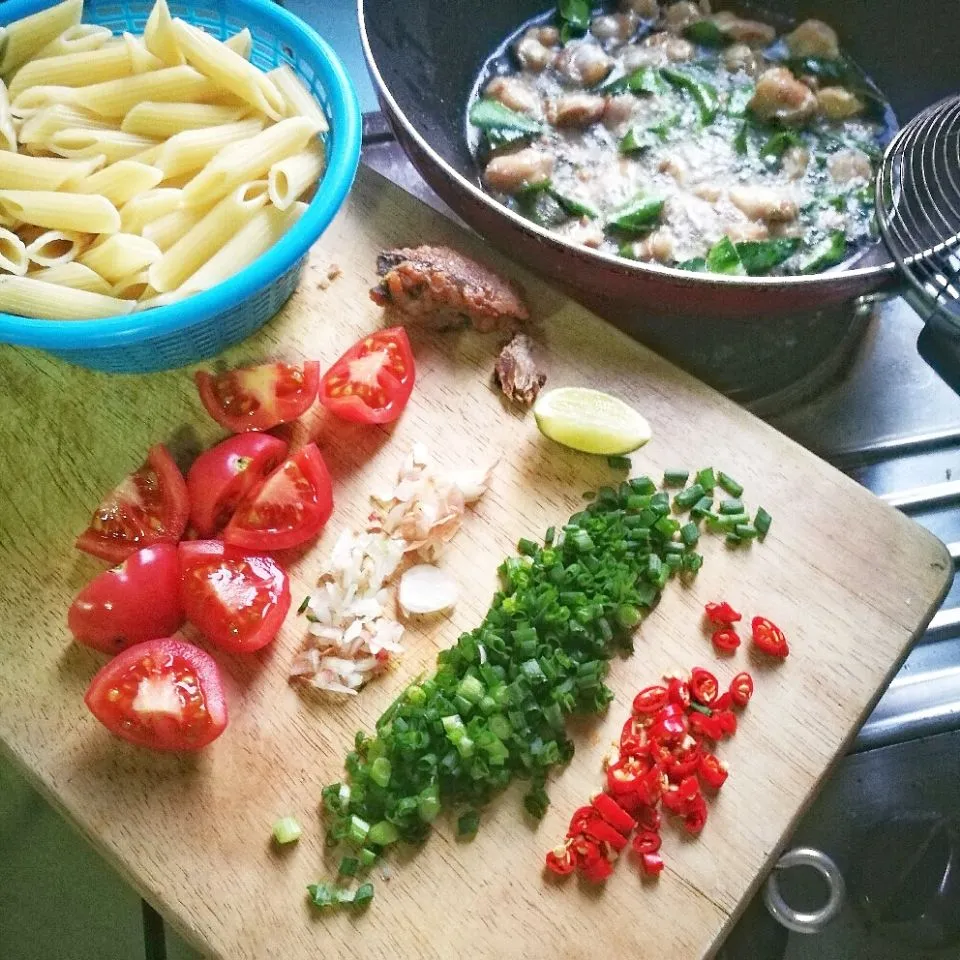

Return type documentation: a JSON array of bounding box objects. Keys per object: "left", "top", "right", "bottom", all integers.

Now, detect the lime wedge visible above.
[{"left": 533, "top": 387, "right": 652, "bottom": 455}]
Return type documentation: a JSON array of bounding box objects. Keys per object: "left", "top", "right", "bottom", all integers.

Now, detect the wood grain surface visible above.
[{"left": 0, "top": 165, "right": 951, "bottom": 960}]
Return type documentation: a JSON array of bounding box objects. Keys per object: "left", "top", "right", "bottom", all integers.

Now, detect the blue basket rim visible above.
[{"left": 0, "top": 0, "right": 361, "bottom": 351}]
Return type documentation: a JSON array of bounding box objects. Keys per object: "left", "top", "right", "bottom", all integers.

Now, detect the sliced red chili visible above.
[
  {"left": 751, "top": 616, "right": 790, "bottom": 659},
  {"left": 571, "top": 835, "right": 603, "bottom": 868},
  {"left": 620, "top": 716, "right": 649, "bottom": 757},
  {"left": 606, "top": 757, "right": 650, "bottom": 797},
  {"left": 585, "top": 817, "right": 629, "bottom": 852},
  {"left": 698, "top": 752, "right": 729, "bottom": 790},
  {"left": 716, "top": 709, "right": 738, "bottom": 737},
  {"left": 661, "top": 785, "right": 688, "bottom": 815},
  {"left": 636, "top": 804, "right": 661, "bottom": 832},
  {"left": 545, "top": 843, "right": 575, "bottom": 876},
  {"left": 677, "top": 775, "right": 701, "bottom": 804},
  {"left": 632, "top": 829, "right": 662, "bottom": 855},
  {"left": 568, "top": 805, "right": 600, "bottom": 836},
  {"left": 581, "top": 854, "right": 615, "bottom": 883},
  {"left": 683, "top": 795, "right": 708, "bottom": 835},
  {"left": 640, "top": 852, "right": 665, "bottom": 877},
  {"left": 690, "top": 711, "right": 724, "bottom": 741},
  {"left": 705, "top": 601, "right": 742, "bottom": 625},
  {"left": 666, "top": 677, "right": 691, "bottom": 708},
  {"left": 638, "top": 767, "right": 667, "bottom": 807},
  {"left": 711, "top": 627, "right": 741, "bottom": 653},
  {"left": 689, "top": 667, "right": 719, "bottom": 706},
  {"left": 633, "top": 684, "right": 669, "bottom": 715},
  {"left": 713, "top": 691, "right": 733, "bottom": 711},
  {"left": 592, "top": 793, "right": 637, "bottom": 835},
  {"left": 730, "top": 671, "right": 755, "bottom": 708},
  {"left": 666, "top": 739, "right": 703, "bottom": 781}
]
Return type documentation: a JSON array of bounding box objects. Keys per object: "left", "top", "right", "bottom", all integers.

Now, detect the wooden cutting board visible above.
[{"left": 0, "top": 165, "right": 951, "bottom": 960}]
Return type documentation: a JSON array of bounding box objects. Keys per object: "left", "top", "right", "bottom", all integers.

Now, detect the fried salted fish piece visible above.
[{"left": 494, "top": 332, "right": 546, "bottom": 406}]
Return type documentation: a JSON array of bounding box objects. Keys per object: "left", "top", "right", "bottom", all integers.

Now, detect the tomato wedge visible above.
[
  {"left": 68, "top": 544, "right": 184, "bottom": 654},
  {"left": 186, "top": 433, "right": 289, "bottom": 537},
  {"left": 84, "top": 637, "right": 227, "bottom": 751},
  {"left": 319, "top": 327, "right": 415, "bottom": 424},
  {"left": 75, "top": 444, "right": 189, "bottom": 564},
  {"left": 179, "top": 541, "right": 290, "bottom": 653},
  {"left": 196, "top": 361, "right": 320, "bottom": 433},
  {"left": 223, "top": 443, "right": 333, "bottom": 551}
]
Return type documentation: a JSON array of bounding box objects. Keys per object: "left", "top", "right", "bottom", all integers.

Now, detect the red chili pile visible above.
[
  {"left": 545, "top": 664, "right": 755, "bottom": 882},
  {"left": 705, "top": 601, "right": 790, "bottom": 659}
]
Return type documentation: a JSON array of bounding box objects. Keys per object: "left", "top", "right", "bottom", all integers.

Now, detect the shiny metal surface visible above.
[{"left": 764, "top": 848, "right": 847, "bottom": 935}]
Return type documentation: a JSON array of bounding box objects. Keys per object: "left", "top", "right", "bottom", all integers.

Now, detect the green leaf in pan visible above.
[
  {"left": 607, "top": 193, "right": 665, "bottom": 234},
  {"left": 735, "top": 237, "right": 801, "bottom": 275},
  {"left": 469, "top": 98, "right": 543, "bottom": 134},
  {"left": 705, "top": 236, "right": 746, "bottom": 275},
  {"left": 660, "top": 66, "right": 719, "bottom": 124},
  {"left": 799, "top": 230, "right": 848, "bottom": 273}
]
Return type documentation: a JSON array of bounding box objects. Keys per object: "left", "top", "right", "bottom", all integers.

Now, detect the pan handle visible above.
[{"left": 763, "top": 847, "right": 846, "bottom": 935}]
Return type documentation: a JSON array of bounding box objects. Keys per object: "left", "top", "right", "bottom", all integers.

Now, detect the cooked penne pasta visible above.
[
  {"left": 118, "top": 187, "right": 181, "bottom": 233},
  {"left": 71, "top": 64, "right": 223, "bottom": 118},
  {"left": 0, "top": 81, "right": 16, "bottom": 152},
  {"left": 181, "top": 200, "right": 305, "bottom": 294},
  {"left": 143, "top": 0, "right": 184, "bottom": 67},
  {"left": 48, "top": 128, "right": 159, "bottom": 163},
  {"left": 19, "top": 104, "right": 117, "bottom": 144},
  {"left": 0, "top": 0, "right": 83, "bottom": 79},
  {"left": 122, "top": 32, "right": 164, "bottom": 74},
  {"left": 33, "top": 23, "right": 112, "bottom": 60},
  {"left": 80, "top": 233, "right": 161, "bottom": 282},
  {"left": 268, "top": 140, "right": 325, "bottom": 209},
  {"left": 152, "top": 116, "right": 263, "bottom": 179},
  {"left": 148, "top": 180, "right": 269, "bottom": 291},
  {"left": 31, "top": 260, "right": 111, "bottom": 294},
  {"left": 267, "top": 64, "right": 329, "bottom": 131},
  {"left": 10, "top": 84, "right": 78, "bottom": 116},
  {"left": 121, "top": 101, "right": 247, "bottom": 138},
  {"left": 0, "top": 150, "right": 103, "bottom": 190},
  {"left": 172, "top": 19, "right": 285, "bottom": 120},
  {"left": 0, "top": 226, "right": 28, "bottom": 274},
  {"left": 71, "top": 160, "right": 164, "bottom": 206},
  {"left": 109, "top": 267, "right": 153, "bottom": 300},
  {"left": 136, "top": 288, "right": 185, "bottom": 309},
  {"left": 23, "top": 227, "right": 88, "bottom": 266},
  {"left": 8, "top": 44, "right": 136, "bottom": 100},
  {"left": 0, "top": 274, "right": 134, "bottom": 318},
  {"left": 141, "top": 205, "right": 204, "bottom": 251},
  {"left": 183, "top": 116, "right": 318, "bottom": 207},
  {"left": 223, "top": 28, "right": 252, "bottom": 59},
  {"left": 0, "top": 189, "right": 120, "bottom": 233}
]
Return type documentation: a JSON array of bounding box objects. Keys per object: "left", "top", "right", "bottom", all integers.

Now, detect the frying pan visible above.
[{"left": 359, "top": 0, "right": 960, "bottom": 326}]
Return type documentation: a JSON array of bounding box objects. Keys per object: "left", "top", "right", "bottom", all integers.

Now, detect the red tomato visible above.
[
  {"left": 319, "top": 327, "right": 415, "bottom": 424},
  {"left": 68, "top": 544, "right": 184, "bottom": 654},
  {"left": 179, "top": 540, "right": 290, "bottom": 653},
  {"left": 186, "top": 433, "right": 289, "bottom": 537},
  {"left": 223, "top": 443, "right": 333, "bottom": 551},
  {"left": 83, "top": 637, "right": 228, "bottom": 751},
  {"left": 196, "top": 361, "right": 320, "bottom": 433},
  {"left": 75, "top": 444, "right": 189, "bottom": 564}
]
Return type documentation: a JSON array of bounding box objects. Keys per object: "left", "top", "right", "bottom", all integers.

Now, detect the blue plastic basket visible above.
[{"left": 0, "top": 0, "right": 361, "bottom": 372}]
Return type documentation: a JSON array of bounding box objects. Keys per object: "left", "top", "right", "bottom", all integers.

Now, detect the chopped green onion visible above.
[
  {"left": 307, "top": 882, "right": 336, "bottom": 909},
  {"left": 544, "top": 525, "right": 555, "bottom": 545},
  {"left": 348, "top": 815, "right": 370, "bottom": 847},
  {"left": 663, "top": 469, "right": 689, "bottom": 487},
  {"left": 673, "top": 483, "right": 706, "bottom": 511},
  {"left": 691, "top": 496, "right": 714, "bottom": 519},
  {"left": 367, "top": 820, "right": 400, "bottom": 846},
  {"left": 679, "top": 521, "right": 700, "bottom": 547},
  {"left": 719, "top": 498, "right": 743, "bottom": 515},
  {"left": 654, "top": 515, "right": 680, "bottom": 538},
  {"left": 630, "top": 475, "right": 657, "bottom": 494},
  {"left": 755, "top": 506, "right": 772, "bottom": 539},
  {"left": 735, "top": 523, "right": 759, "bottom": 539},
  {"left": 418, "top": 784, "right": 441, "bottom": 823},
  {"left": 370, "top": 757, "right": 392, "bottom": 788},
  {"left": 360, "top": 847, "right": 378, "bottom": 868},
  {"left": 457, "top": 810, "right": 480, "bottom": 838},
  {"left": 696, "top": 467, "right": 716, "bottom": 492},
  {"left": 297, "top": 596, "right": 310, "bottom": 615},
  {"left": 272, "top": 816, "right": 302, "bottom": 845},
  {"left": 524, "top": 783, "right": 550, "bottom": 819},
  {"left": 717, "top": 471, "right": 744, "bottom": 497},
  {"left": 570, "top": 528, "right": 595, "bottom": 552},
  {"left": 354, "top": 883, "right": 375, "bottom": 907},
  {"left": 517, "top": 537, "right": 538, "bottom": 557},
  {"left": 457, "top": 675, "right": 485, "bottom": 704},
  {"left": 338, "top": 856, "right": 360, "bottom": 877},
  {"left": 607, "top": 455, "right": 632, "bottom": 470},
  {"left": 689, "top": 702, "right": 713, "bottom": 716}
]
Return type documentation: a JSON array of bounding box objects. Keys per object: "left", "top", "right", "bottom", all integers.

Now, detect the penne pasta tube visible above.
[
  {"left": 268, "top": 141, "right": 326, "bottom": 209},
  {"left": 24, "top": 228, "right": 88, "bottom": 266},
  {"left": 30, "top": 261, "right": 111, "bottom": 294},
  {"left": 181, "top": 200, "right": 305, "bottom": 294},
  {"left": 267, "top": 64, "right": 329, "bottom": 131},
  {"left": 0, "top": 226, "right": 28, "bottom": 274},
  {"left": 0, "top": 150, "right": 104, "bottom": 190},
  {"left": 148, "top": 180, "right": 268, "bottom": 292},
  {"left": 48, "top": 128, "right": 160, "bottom": 163},
  {"left": 121, "top": 101, "right": 247, "bottom": 138},
  {"left": 71, "top": 65, "right": 223, "bottom": 118},
  {"left": 0, "top": 274, "right": 134, "bottom": 319},
  {"left": 10, "top": 84, "right": 78, "bottom": 116},
  {"left": 182, "top": 116, "right": 319, "bottom": 207},
  {"left": 223, "top": 28, "right": 252, "bottom": 59},
  {"left": 122, "top": 32, "right": 164, "bottom": 74},
  {"left": 110, "top": 267, "right": 153, "bottom": 300},
  {"left": 34, "top": 23, "right": 113, "bottom": 60},
  {"left": 118, "top": 187, "right": 182, "bottom": 233},
  {"left": 172, "top": 19, "right": 285, "bottom": 120},
  {"left": 0, "top": 189, "right": 120, "bottom": 233},
  {"left": 70, "top": 161, "right": 164, "bottom": 206},
  {"left": 141, "top": 205, "right": 204, "bottom": 251},
  {"left": 136, "top": 288, "right": 185, "bottom": 310},
  {"left": 143, "top": 0, "right": 184, "bottom": 67},
  {"left": 19, "top": 104, "right": 117, "bottom": 144},
  {"left": 0, "top": 80, "right": 17, "bottom": 152},
  {"left": 80, "top": 232, "right": 161, "bottom": 283},
  {"left": 0, "top": 0, "right": 83, "bottom": 79},
  {"left": 8, "top": 44, "right": 136, "bottom": 100},
  {"left": 152, "top": 116, "right": 263, "bottom": 179}
]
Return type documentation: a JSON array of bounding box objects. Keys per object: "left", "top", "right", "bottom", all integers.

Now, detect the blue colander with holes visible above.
[{"left": 0, "top": 0, "right": 361, "bottom": 373}]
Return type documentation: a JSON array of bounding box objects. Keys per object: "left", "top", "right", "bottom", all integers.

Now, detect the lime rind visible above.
[{"left": 533, "top": 387, "right": 652, "bottom": 455}]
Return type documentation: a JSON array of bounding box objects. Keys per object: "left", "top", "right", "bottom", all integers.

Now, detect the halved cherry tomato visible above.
[
  {"left": 633, "top": 684, "right": 669, "bottom": 715},
  {"left": 319, "top": 327, "right": 415, "bottom": 425},
  {"left": 592, "top": 793, "right": 637, "bottom": 834},
  {"left": 640, "top": 852, "right": 664, "bottom": 877},
  {"left": 179, "top": 541, "right": 291, "bottom": 653},
  {"left": 683, "top": 795, "right": 708, "bottom": 835},
  {"left": 699, "top": 753, "right": 729, "bottom": 790},
  {"left": 752, "top": 616, "right": 790, "bottom": 658},
  {"left": 632, "top": 830, "right": 662, "bottom": 856},
  {"left": 711, "top": 627, "right": 741, "bottom": 654},
  {"left": 76, "top": 444, "right": 189, "bottom": 564},
  {"left": 186, "top": 433, "right": 288, "bottom": 538},
  {"left": 68, "top": 544, "right": 183, "bottom": 654},
  {"left": 545, "top": 843, "right": 575, "bottom": 876},
  {"left": 704, "top": 601, "right": 742, "bottom": 625},
  {"left": 730, "top": 671, "right": 755, "bottom": 708},
  {"left": 195, "top": 361, "right": 320, "bottom": 433},
  {"left": 224, "top": 443, "right": 333, "bottom": 551},
  {"left": 83, "top": 637, "right": 227, "bottom": 751},
  {"left": 689, "top": 667, "right": 719, "bottom": 706}
]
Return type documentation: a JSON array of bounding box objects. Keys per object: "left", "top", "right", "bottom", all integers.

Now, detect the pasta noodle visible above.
[
  {"left": 118, "top": 187, "right": 181, "bottom": 233},
  {"left": 33, "top": 23, "right": 112, "bottom": 60},
  {"left": 0, "top": 274, "right": 134, "bottom": 319},
  {"left": 10, "top": 84, "right": 79, "bottom": 117},
  {"left": 8, "top": 44, "right": 137, "bottom": 100},
  {"left": 48, "top": 128, "right": 159, "bottom": 163},
  {"left": 121, "top": 101, "right": 246, "bottom": 138},
  {"left": 0, "top": 226, "right": 28, "bottom": 274},
  {"left": 267, "top": 64, "right": 328, "bottom": 131},
  {"left": 24, "top": 228, "right": 88, "bottom": 266},
  {"left": 80, "top": 233, "right": 161, "bottom": 282},
  {"left": 172, "top": 19, "right": 285, "bottom": 120},
  {"left": 123, "top": 32, "right": 164, "bottom": 74},
  {"left": 0, "top": 0, "right": 83, "bottom": 79},
  {"left": 71, "top": 160, "right": 164, "bottom": 206},
  {"left": 0, "top": 151, "right": 104, "bottom": 190},
  {"left": 19, "top": 104, "right": 117, "bottom": 145},
  {"left": 152, "top": 116, "right": 263, "bottom": 179},
  {"left": 30, "top": 261, "right": 111, "bottom": 294},
  {"left": 0, "top": 189, "right": 120, "bottom": 233},
  {"left": 148, "top": 180, "right": 269, "bottom": 291},
  {"left": 143, "top": 0, "right": 183, "bottom": 67},
  {"left": 0, "top": 80, "right": 17, "bottom": 152},
  {"left": 183, "top": 116, "right": 318, "bottom": 207},
  {"left": 268, "top": 141, "right": 325, "bottom": 209},
  {"left": 109, "top": 267, "right": 152, "bottom": 300},
  {"left": 71, "top": 64, "right": 222, "bottom": 118},
  {"left": 223, "top": 28, "right": 252, "bottom": 60},
  {"left": 181, "top": 200, "right": 305, "bottom": 294},
  {"left": 141, "top": 205, "right": 204, "bottom": 252}
]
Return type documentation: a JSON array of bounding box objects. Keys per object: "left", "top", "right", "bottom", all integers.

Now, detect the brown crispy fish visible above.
[{"left": 494, "top": 332, "right": 546, "bottom": 406}]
